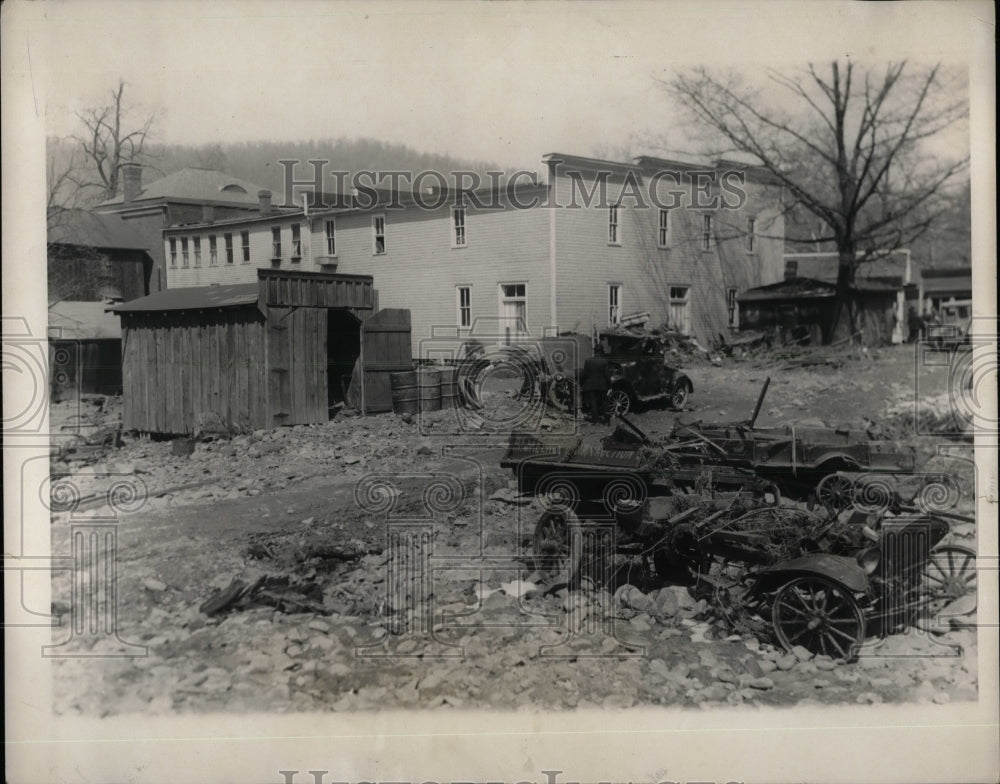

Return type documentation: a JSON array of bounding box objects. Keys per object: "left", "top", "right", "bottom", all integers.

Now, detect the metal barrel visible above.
[
  {"left": 390, "top": 371, "right": 420, "bottom": 415},
  {"left": 439, "top": 366, "right": 459, "bottom": 409},
  {"left": 418, "top": 368, "right": 442, "bottom": 412}
]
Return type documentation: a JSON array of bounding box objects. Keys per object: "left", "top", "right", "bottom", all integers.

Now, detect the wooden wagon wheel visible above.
[
  {"left": 921, "top": 545, "right": 977, "bottom": 617},
  {"left": 547, "top": 376, "right": 579, "bottom": 413},
  {"left": 815, "top": 472, "right": 856, "bottom": 513},
  {"left": 532, "top": 508, "right": 584, "bottom": 587},
  {"left": 772, "top": 575, "right": 866, "bottom": 660}
]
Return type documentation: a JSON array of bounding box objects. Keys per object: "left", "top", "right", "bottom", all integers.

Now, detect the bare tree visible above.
[
  {"left": 667, "top": 61, "right": 968, "bottom": 342},
  {"left": 74, "top": 79, "right": 157, "bottom": 200}
]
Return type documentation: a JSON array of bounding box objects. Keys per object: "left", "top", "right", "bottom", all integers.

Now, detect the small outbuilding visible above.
[
  {"left": 48, "top": 301, "right": 125, "bottom": 398},
  {"left": 737, "top": 277, "right": 901, "bottom": 346},
  {"left": 110, "top": 269, "right": 411, "bottom": 434}
]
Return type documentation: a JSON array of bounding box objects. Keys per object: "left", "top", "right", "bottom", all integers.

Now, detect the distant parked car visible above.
[{"left": 600, "top": 331, "right": 693, "bottom": 416}]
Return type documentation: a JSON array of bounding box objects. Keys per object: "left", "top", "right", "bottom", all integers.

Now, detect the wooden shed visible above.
[
  {"left": 111, "top": 269, "right": 410, "bottom": 434},
  {"left": 738, "top": 277, "right": 901, "bottom": 346}
]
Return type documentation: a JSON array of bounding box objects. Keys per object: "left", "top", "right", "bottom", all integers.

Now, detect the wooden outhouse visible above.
[{"left": 111, "top": 269, "right": 410, "bottom": 434}]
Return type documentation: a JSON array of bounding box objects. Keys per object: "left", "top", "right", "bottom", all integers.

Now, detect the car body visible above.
[{"left": 600, "top": 331, "right": 693, "bottom": 415}]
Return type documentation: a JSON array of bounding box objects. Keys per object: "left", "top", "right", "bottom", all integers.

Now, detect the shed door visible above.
[{"left": 360, "top": 308, "right": 411, "bottom": 413}]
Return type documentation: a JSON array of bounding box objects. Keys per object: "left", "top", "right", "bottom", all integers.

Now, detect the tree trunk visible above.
[{"left": 826, "top": 247, "right": 857, "bottom": 344}]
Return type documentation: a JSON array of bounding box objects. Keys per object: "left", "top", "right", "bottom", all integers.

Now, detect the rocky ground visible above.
[{"left": 47, "top": 345, "right": 981, "bottom": 715}]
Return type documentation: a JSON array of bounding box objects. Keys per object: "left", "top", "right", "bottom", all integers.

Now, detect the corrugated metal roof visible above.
[
  {"left": 47, "top": 209, "right": 150, "bottom": 251},
  {"left": 109, "top": 283, "right": 259, "bottom": 313},
  {"left": 48, "top": 301, "right": 123, "bottom": 339},
  {"left": 97, "top": 168, "right": 267, "bottom": 207}
]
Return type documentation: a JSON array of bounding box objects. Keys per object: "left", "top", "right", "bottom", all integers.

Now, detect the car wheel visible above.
[
  {"left": 605, "top": 388, "right": 631, "bottom": 417},
  {"left": 670, "top": 383, "right": 690, "bottom": 410}
]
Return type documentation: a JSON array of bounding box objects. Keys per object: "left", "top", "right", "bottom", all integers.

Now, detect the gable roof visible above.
[
  {"left": 47, "top": 209, "right": 150, "bottom": 251},
  {"left": 97, "top": 167, "right": 267, "bottom": 207}
]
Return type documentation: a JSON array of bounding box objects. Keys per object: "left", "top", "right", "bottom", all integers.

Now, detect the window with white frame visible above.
[
  {"left": 608, "top": 284, "right": 622, "bottom": 325},
  {"left": 325, "top": 219, "right": 336, "bottom": 256},
  {"left": 193, "top": 236, "right": 202, "bottom": 267},
  {"left": 291, "top": 224, "right": 302, "bottom": 260},
  {"left": 224, "top": 233, "right": 234, "bottom": 264},
  {"left": 169, "top": 238, "right": 177, "bottom": 267},
  {"left": 271, "top": 226, "right": 282, "bottom": 259},
  {"left": 608, "top": 204, "right": 620, "bottom": 244},
  {"left": 453, "top": 207, "right": 467, "bottom": 247},
  {"left": 240, "top": 231, "right": 250, "bottom": 263},
  {"left": 657, "top": 208, "right": 671, "bottom": 248},
  {"left": 701, "top": 215, "right": 714, "bottom": 251},
  {"left": 746, "top": 217, "right": 757, "bottom": 253},
  {"left": 669, "top": 285, "right": 691, "bottom": 334},
  {"left": 499, "top": 283, "right": 527, "bottom": 334},
  {"left": 457, "top": 285, "right": 472, "bottom": 328},
  {"left": 727, "top": 288, "right": 738, "bottom": 327},
  {"left": 181, "top": 237, "right": 189, "bottom": 267},
  {"left": 209, "top": 235, "right": 218, "bottom": 266},
  {"left": 373, "top": 214, "right": 386, "bottom": 254}
]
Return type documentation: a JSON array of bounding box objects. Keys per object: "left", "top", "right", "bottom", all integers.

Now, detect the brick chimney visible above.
[
  {"left": 122, "top": 163, "right": 142, "bottom": 204},
  {"left": 258, "top": 189, "right": 273, "bottom": 216},
  {"left": 784, "top": 260, "right": 798, "bottom": 280}
]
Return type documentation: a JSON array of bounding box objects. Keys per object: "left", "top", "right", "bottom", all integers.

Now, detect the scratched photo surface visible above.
[{"left": 4, "top": 1, "right": 996, "bottom": 783}]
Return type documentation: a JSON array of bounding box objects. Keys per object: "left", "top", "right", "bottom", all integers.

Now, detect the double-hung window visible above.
[
  {"left": 373, "top": 215, "right": 386, "bottom": 255},
  {"left": 271, "top": 227, "right": 282, "bottom": 260},
  {"left": 608, "top": 205, "right": 620, "bottom": 245},
  {"left": 457, "top": 286, "right": 472, "bottom": 328},
  {"left": 657, "top": 209, "right": 671, "bottom": 248},
  {"left": 325, "top": 219, "right": 336, "bottom": 256},
  {"left": 609, "top": 284, "right": 622, "bottom": 326},
  {"left": 453, "top": 207, "right": 467, "bottom": 247},
  {"left": 701, "top": 215, "right": 714, "bottom": 251}
]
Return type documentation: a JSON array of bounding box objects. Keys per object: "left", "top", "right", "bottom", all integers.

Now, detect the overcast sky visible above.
[{"left": 24, "top": 0, "right": 980, "bottom": 171}]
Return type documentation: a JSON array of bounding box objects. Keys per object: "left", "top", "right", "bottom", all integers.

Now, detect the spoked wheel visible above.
[
  {"left": 605, "top": 388, "right": 631, "bottom": 417},
  {"left": 772, "top": 576, "right": 865, "bottom": 660},
  {"left": 547, "top": 377, "right": 578, "bottom": 413},
  {"left": 815, "top": 473, "right": 856, "bottom": 513},
  {"left": 670, "top": 383, "right": 690, "bottom": 410},
  {"left": 921, "top": 545, "right": 977, "bottom": 616},
  {"left": 532, "top": 508, "right": 583, "bottom": 587}
]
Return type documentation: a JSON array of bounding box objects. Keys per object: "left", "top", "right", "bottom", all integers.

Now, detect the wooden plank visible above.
[
  {"left": 153, "top": 322, "right": 163, "bottom": 434},
  {"left": 221, "top": 316, "right": 233, "bottom": 426},
  {"left": 267, "top": 306, "right": 292, "bottom": 428},
  {"left": 182, "top": 315, "right": 192, "bottom": 433}
]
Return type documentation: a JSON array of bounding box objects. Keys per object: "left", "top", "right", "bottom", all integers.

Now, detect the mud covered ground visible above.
[{"left": 48, "top": 344, "right": 981, "bottom": 715}]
